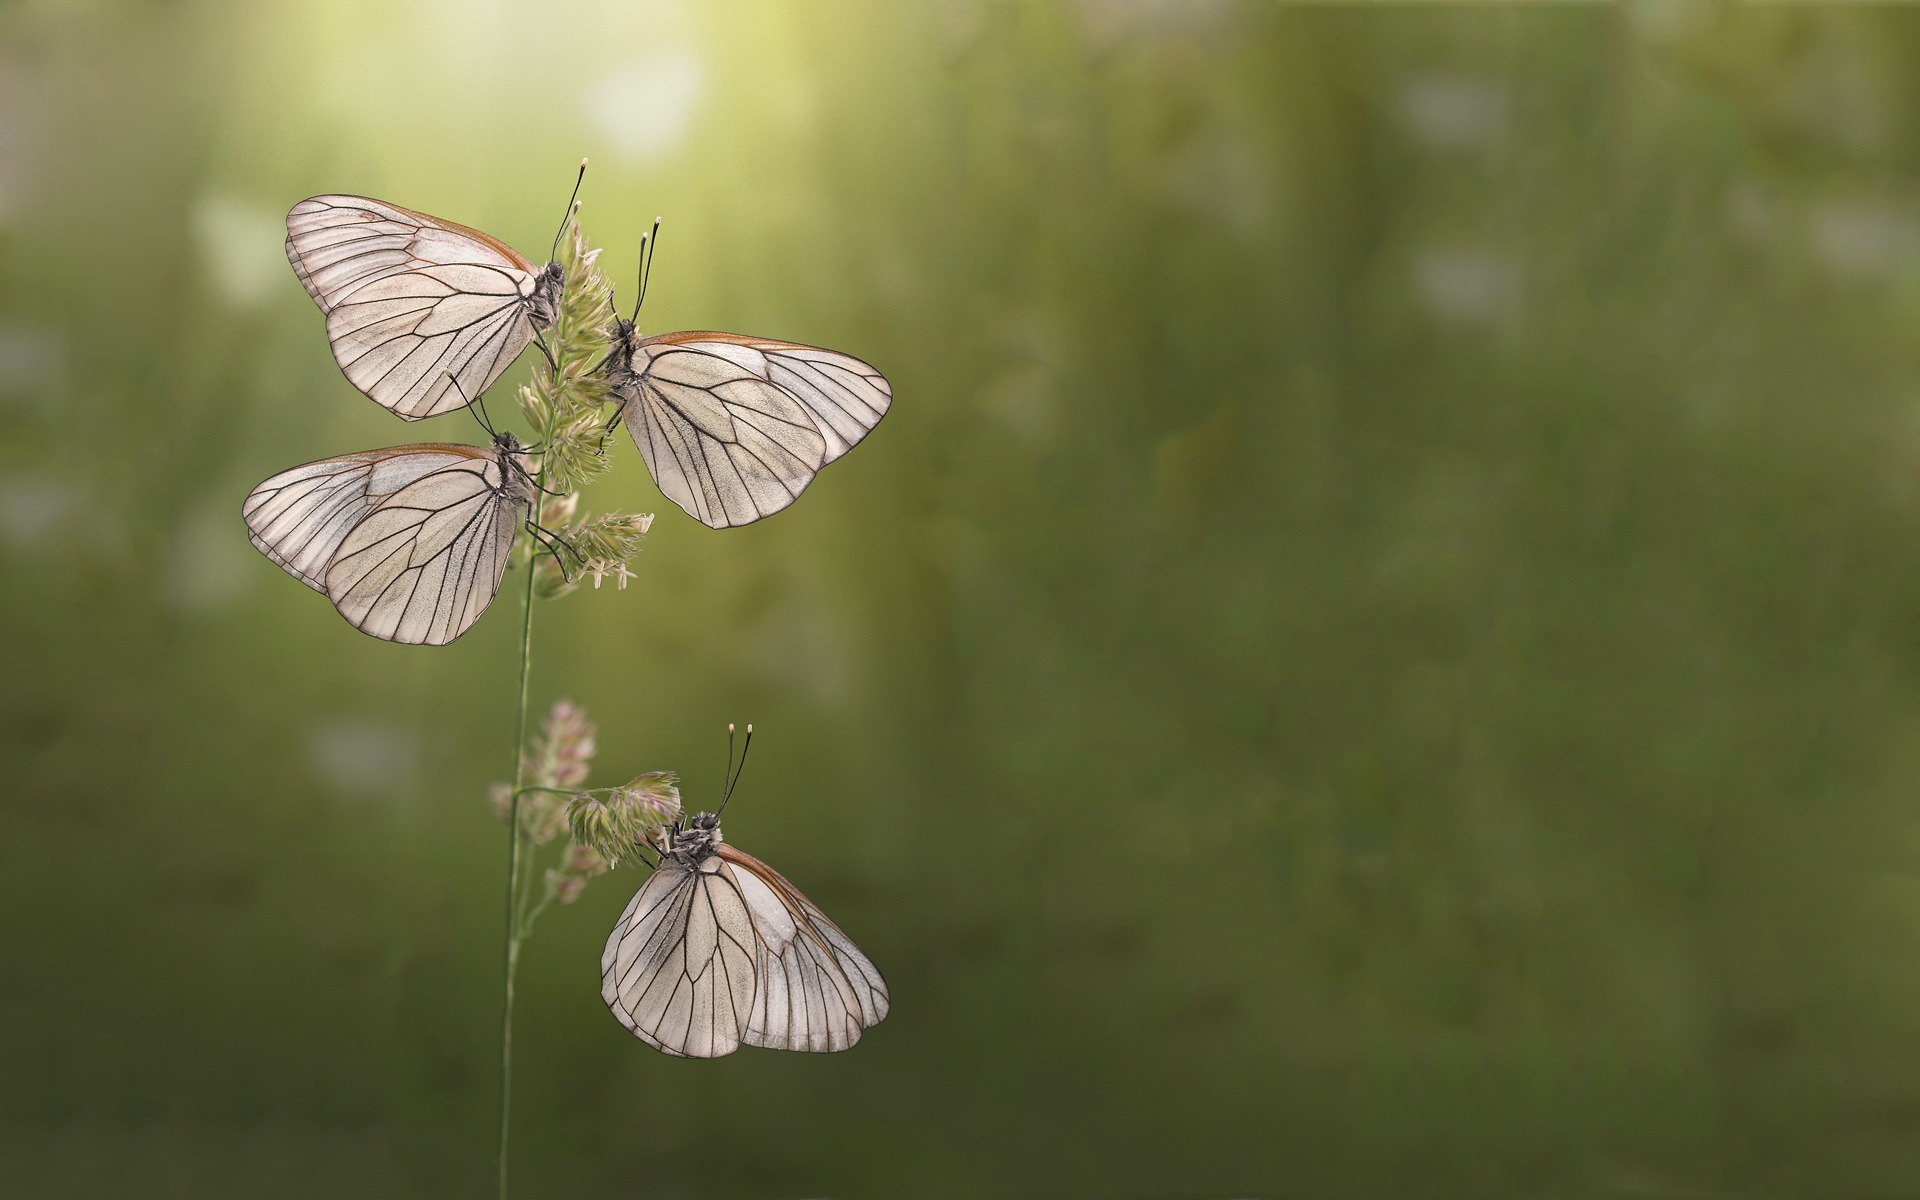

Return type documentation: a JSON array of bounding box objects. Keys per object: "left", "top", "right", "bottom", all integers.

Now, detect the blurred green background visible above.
[{"left": 8, "top": 1, "right": 1920, "bottom": 1196}]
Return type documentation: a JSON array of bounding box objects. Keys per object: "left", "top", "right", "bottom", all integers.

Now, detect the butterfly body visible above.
[
  {"left": 519, "top": 260, "right": 566, "bottom": 326},
  {"left": 478, "top": 431, "right": 541, "bottom": 510},
  {"left": 602, "top": 316, "right": 892, "bottom": 529},
  {"left": 243, "top": 432, "right": 539, "bottom": 645},
  {"left": 659, "top": 809, "right": 726, "bottom": 865},
  {"left": 601, "top": 809, "right": 889, "bottom": 1057}
]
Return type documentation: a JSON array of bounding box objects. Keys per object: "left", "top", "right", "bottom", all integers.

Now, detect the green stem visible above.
[
  {"left": 513, "top": 827, "right": 543, "bottom": 937},
  {"left": 514, "top": 784, "right": 617, "bottom": 800},
  {"left": 498, "top": 490, "right": 545, "bottom": 1200},
  {"left": 520, "top": 879, "right": 560, "bottom": 940}
]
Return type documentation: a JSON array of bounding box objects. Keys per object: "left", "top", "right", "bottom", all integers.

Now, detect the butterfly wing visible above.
[
  {"left": 244, "top": 444, "right": 491, "bottom": 592},
  {"left": 716, "top": 844, "right": 890, "bottom": 1052},
  {"left": 601, "top": 860, "right": 759, "bottom": 1058},
  {"left": 321, "top": 448, "right": 528, "bottom": 645},
  {"left": 620, "top": 333, "right": 891, "bottom": 528},
  {"left": 286, "top": 195, "right": 542, "bottom": 420}
]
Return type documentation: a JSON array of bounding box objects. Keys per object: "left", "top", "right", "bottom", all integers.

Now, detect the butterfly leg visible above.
[
  {"left": 517, "top": 462, "right": 570, "bottom": 499},
  {"left": 597, "top": 398, "right": 628, "bottom": 455},
  {"left": 532, "top": 330, "right": 560, "bottom": 373},
  {"left": 545, "top": 523, "right": 584, "bottom": 566},
  {"left": 524, "top": 521, "right": 577, "bottom": 580}
]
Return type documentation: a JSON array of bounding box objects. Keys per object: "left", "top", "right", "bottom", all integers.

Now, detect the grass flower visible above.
[
  {"left": 566, "top": 771, "right": 681, "bottom": 866},
  {"left": 544, "top": 869, "right": 587, "bottom": 906},
  {"left": 531, "top": 699, "right": 597, "bottom": 789},
  {"left": 517, "top": 219, "right": 615, "bottom": 495},
  {"left": 536, "top": 512, "right": 654, "bottom": 599}
]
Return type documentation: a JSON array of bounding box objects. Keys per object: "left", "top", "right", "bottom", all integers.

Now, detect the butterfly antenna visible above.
[
  {"left": 637, "top": 229, "right": 660, "bottom": 320},
  {"left": 630, "top": 216, "right": 661, "bottom": 321},
  {"left": 550, "top": 157, "right": 588, "bottom": 263},
  {"left": 445, "top": 372, "right": 498, "bottom": 438},
  {"left": 717, "top": 722, "right": 752, "bottom": 816},
  {"left": 719, "top": 722, "right": 737, "bottom": 806}
]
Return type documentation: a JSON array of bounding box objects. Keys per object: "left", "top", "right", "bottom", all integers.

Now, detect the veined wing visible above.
[
  {"left": 321, "top": 449, "right": 527, "bottom": 645},
  {"left": 286, "top": 195, "right": 541, "bottom": 420},
  {"left": 243, "top": 444, "right": 491, "bottom": 592},
  {"left": 621, "top": 333, "right": 891, "bottom": 528},
  {"left": 716, "top": 844, "right": 889, "bottom": 1052},
  {"left": 601, "top": 859, "right": 758, "bottom": 1059},
  {"left": 285, "top": 195, "right": 537, "bottom": 307}
]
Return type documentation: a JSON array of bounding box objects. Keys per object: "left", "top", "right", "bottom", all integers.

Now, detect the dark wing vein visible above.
[
  {"left": 619, "top": 336, "right": 887, "bottom": 528},
  {"left": 286, "top": 195, "right": 540, "bottom": 419},
  {"left": 320, "top": 461, "right": 522, "bottom": 645}
]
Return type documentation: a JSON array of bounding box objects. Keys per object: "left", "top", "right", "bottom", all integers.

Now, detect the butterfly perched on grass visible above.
[
  {"left": 601, "top": 727, "right": 889, "bottom": 1057},
  {"left": 284, "top": 165, "right": 586, "bottom": 421},
  {"left": 600, "top": 221, "right": 893, "bottom": 528},
  {"left": 242, "top": 431, "right": 559, "bottom": 645}
]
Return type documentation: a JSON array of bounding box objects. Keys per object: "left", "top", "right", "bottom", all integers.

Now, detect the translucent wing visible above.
[
  {"left": 243, "top": 445, "right": 481, "bottom": 593},
  {"left": 244, "top": 443, "right": 527, "bottom": 645},
  {"left": 601, "top": 859, "right": 759, "bottom": 1058},
  {"left": 286, "top": 195, "right": 542, "bottom": 420},
  {"left": 620, "top": 332, "right": 891, "bottom": 528},
  {"left": 716, "top": 844, "right": 890, "bottom": 1052},
  {"left": 321, "top": 450, "right": 528, "bottom": 646}
]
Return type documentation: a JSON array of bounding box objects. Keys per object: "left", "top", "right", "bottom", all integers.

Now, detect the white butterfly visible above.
[
  {"left": 601, "top": 738, "right": 889, "bottom": 1057},
  {"left": 601, "top": 225, "right": 892, "bottom": 528},
  {"left": 242, "top": 433, "right": 543, "bottom": 645},
  {"left": 284, "top": 167, "right": 584, "bottom": 421}
]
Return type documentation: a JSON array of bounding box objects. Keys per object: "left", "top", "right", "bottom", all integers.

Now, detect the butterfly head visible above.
[{"left": 666, "top": 811, "right": 724, "bottom": 863}]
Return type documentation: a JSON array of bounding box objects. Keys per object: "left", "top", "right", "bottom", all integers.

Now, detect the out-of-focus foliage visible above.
[{"left": 6, "top": 2, "right": 1920, "bottom": 1197}]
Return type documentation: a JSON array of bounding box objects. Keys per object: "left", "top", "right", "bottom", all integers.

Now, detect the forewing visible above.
[
  {"left": 243, "top": 445, "right": 485, "bottom": 592},
  {"left": 622, "top": 333, "right": 891, "bottom": 528},
  {"left": 321, "top": 452, "right": 525, "bottom": 645},
  {"left": 717, "top": 845, "right": 889, "bottom": 1053},
  {"left": 286, "top": 195, "right": 539, "bottom": 420},
  {"left": 601, "top": 861, "right": 758, "bottom": 1059}
]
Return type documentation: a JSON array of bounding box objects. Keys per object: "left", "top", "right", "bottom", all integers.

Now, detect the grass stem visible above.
[{"left": 498, "top": 488, "right": 546, "bottom": 1200}]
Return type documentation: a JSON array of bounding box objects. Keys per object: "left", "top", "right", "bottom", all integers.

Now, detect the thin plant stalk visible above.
[
  {"left": 486, "top": 211, "right": 624, "bottom": 1198},
  {"left": 498, "top": 488, "right": 544, "bottom": 1200}
]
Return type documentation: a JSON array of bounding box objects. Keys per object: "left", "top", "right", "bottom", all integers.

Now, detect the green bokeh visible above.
[{"left": 8, "top": 2, "right": 1920, "bottom": 1197}]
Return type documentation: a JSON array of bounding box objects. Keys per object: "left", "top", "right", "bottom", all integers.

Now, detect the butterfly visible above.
[
  {"left": 243, "top": 431, "right": 554, "bottom": 645},
  {"left": 283, "top": 164, "right": 586, "bottom": 421},
  {"left": 601, "top": 221, "right": 893, "bottom": 528},
  {"left": 601, "top": 727, "right": 889, "bottom": 1057}
]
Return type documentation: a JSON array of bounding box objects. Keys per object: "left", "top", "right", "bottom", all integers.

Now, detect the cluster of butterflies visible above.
[
  {"left": 244, "top": 167, "right": 892, "bottom": 646},
  {"left": 244, "top": 171, "right": 892, "bottom": 1056}
]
